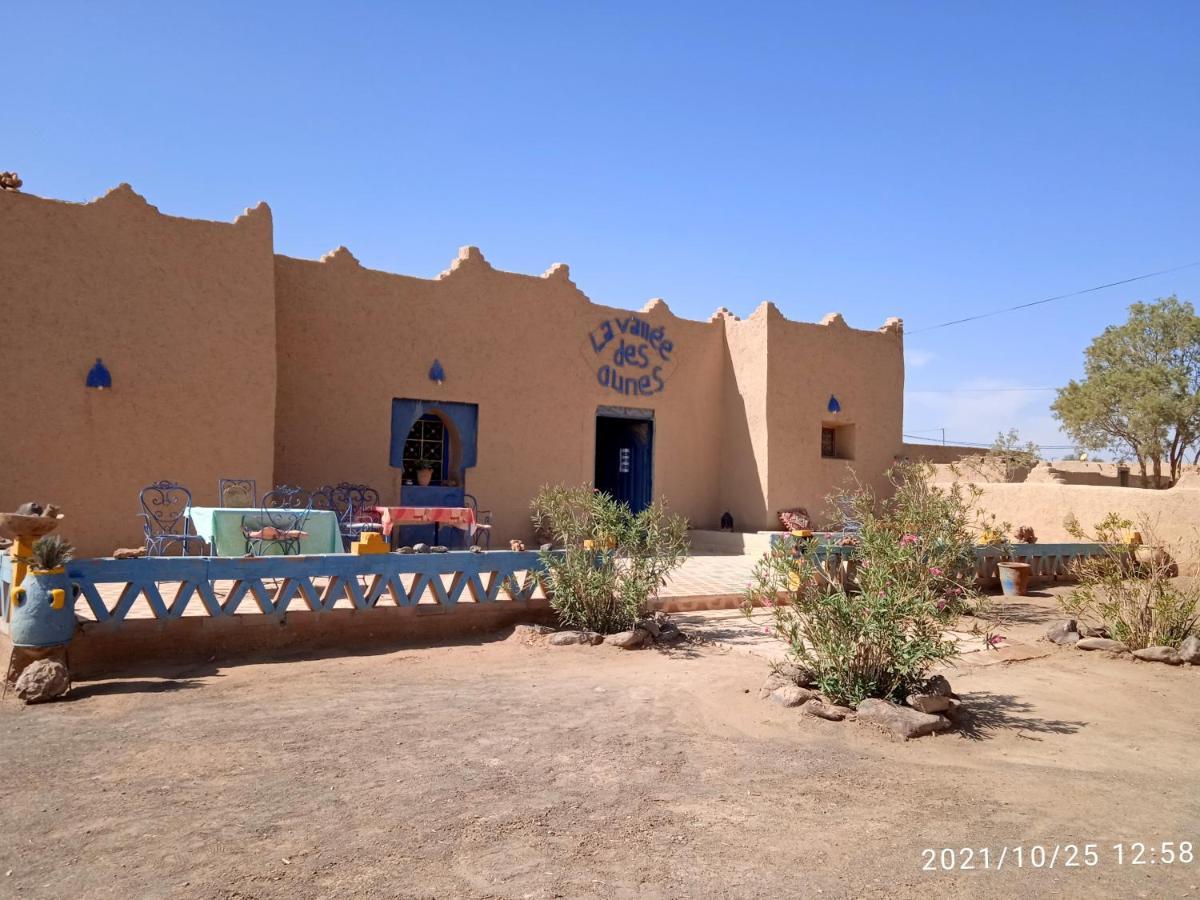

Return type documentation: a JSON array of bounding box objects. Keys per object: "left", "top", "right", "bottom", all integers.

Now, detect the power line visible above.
[
  {"left": 908, "top": 260, "right": 1200, "bottom": 334},
  {"left": 905, "top": 387, "right": 1057, "bottom": 393},
  {"left": 902, "top": 433, "right": 1077, "bottom": 450}
]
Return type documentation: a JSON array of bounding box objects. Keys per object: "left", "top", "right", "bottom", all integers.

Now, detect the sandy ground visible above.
[{"left": 1, "top": 594, "right": 1198, "bottom": 899}]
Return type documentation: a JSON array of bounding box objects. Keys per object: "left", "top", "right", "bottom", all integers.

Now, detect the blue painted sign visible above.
[{"left": 588, "top": 316, "right": 675, "bottom": 397}]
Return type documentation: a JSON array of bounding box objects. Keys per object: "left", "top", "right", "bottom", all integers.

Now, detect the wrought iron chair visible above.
[
  {"left": 218, "top": 477, "right": 257, "bottom": 508},
  {"left": 329, "top": 483, "right": 383, "bottom": 548},
  {"left": 242, "top": 486, "right": 312, "bottom": 557},
  {"left": 310, "top": 485, "right": 334, "bottom": 512},
  {"left": 831, "top": 497, "right": 862, "bottom": 535},
  {"left": 464, "top": 494, "right": 493, "bottom": 550},
  {"left": 139, "top": 481, "right": 209, "bottom": 556}
]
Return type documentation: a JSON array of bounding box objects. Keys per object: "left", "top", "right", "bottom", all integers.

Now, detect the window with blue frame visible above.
[{"left": 402, "top": 414, "right": 450, "bottom": 482}]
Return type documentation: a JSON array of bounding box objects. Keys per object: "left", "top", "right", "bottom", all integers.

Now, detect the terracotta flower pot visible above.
[
  {"left": 997, "top": 561, "right": 1031, "bottom": 597},
  {"left": 416, "top": 468, "right": 433, "bottom": 486}
]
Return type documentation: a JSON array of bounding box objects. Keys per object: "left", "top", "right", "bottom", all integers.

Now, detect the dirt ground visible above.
[{"left": 1, "top": 595, "right": 1199, "bottom": 899}]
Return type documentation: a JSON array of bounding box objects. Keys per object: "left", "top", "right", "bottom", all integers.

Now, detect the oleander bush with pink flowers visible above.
[{"left": 743, "top": 461, "right": 996, "bottom": 706}]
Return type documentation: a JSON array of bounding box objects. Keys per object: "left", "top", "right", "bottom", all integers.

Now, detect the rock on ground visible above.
[
  {"left": 509, "top": 624, "right": 555, "bottom": 641},
  {"left": 906, "top": 692, "right": 952, "bottom": 714},
  {"left": 548, "top": 630, "right": 603, "bottom": 646},
  {"left": 604, "top": 629, "right": 648, "bottom": 649},
  {"left": 1132, "top": 646, "right": 1183, "bottom": 665},
  {"left": 1179, "top": 635, "right": 1200, "bottom": 665},
  {"left": 636, "top": 618, "right": 661, "bottom": 638},
  {"left": 14, "top": 659, "right": 70, "bottom": 703},
  {"left": 769, "top": 684, "right": 816, "bottom": 708},
  {"left": 803, "top": 699, "right": 853, "bottom": 721},
  {"left": 1076, "top": 637, "right": 1129, "bottom": 653},
  {"left": 856, "top": 699, "right": 952, "bottom": 740},
  {"left": 1045, "top": 620, "right": 1080, "bottom": 645},
  {"left": 924, "top": 674, "right": 954, "bottom": 698}
]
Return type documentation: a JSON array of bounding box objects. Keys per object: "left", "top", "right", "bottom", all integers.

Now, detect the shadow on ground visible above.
[
  {"left": 68, "top": 677, "right": 207, "bottom": 700},
  {"left": 955, "top": 690, "right": 1085, "bottom": 742}
]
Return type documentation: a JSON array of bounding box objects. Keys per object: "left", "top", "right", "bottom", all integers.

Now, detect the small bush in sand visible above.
[
  {"left": 1062, "top": 514, "right": 1199, "bottom": 650},
  {"left": 531, "top": 485, "right": 688, "bottom": 635}
]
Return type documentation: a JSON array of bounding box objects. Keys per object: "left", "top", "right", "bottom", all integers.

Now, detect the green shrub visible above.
[
  {"left": 743, "top": 462, "right": 996, "bottom": 706},
  {"left": 1061, "top": 514, "right": 1199, "bottom": 649},
  {"left": 531, "top": 485, "right": 689, "bottom": 634}
]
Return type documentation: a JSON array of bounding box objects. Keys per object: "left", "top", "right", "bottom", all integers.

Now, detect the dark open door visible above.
[{"left": 594, "top": 414, "right": 653, "bottom": 513}]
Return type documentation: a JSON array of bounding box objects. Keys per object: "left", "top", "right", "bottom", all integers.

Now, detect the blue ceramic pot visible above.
[{"left": 10, "top": 567, "right": 76, "bottom": 647}]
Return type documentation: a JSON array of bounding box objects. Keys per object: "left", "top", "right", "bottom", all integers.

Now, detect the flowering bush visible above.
[{"left": 743, "top": 462, "right": 996, "bottom": 706}]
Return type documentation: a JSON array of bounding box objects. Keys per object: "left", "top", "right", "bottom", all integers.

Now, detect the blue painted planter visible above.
[{"left": 10, "top": 567, "right": 76, "bottom": 647}]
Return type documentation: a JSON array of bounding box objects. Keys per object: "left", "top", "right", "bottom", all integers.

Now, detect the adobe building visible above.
[{"left": 0, "top": 184, "right": 906, "bottom": 556}]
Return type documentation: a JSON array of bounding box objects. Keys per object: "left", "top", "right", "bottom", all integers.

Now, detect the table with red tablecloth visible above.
[{"left": 373, "top": 506, "right": 477, "bottom": 547}]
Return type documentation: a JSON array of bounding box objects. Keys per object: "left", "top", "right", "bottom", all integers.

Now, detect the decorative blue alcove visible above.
[
  {"left": 827, "top": 395, "right": 841, "bottom": 414},
  {"left": 86, "top": 358, "right": 112, "bottom": 390}
]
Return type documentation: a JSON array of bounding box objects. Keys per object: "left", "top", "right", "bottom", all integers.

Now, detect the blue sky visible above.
[{"left": 5, "top": 2, "right": 1198, "bottom": 454}]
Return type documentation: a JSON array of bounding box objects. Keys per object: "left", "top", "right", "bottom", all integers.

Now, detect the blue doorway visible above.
[{"left": 594, "top": 411, "right": 654, "bottom": 513}]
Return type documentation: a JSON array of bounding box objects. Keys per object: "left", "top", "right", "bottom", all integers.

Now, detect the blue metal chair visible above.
[
  {"left": 242, "top": 486, "right": 312, "bottom": 556},
  {"left": 464, "top": 494, "right": 493, "bottom": 549},
  {"left": 218, "top": 477, "right": 257, "bottom": 508},
  {"left": 139, "top": 481, "right": 209, "bottom": 556},
  {"left": 329, "top": 483, "right": 383, "bottom": 549}
]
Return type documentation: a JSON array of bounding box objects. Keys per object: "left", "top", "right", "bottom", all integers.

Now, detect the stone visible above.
[
  {"left": 636, "top": 618, "right": 662, "bottom": 638},
  {"left": 15, "top": 501, "right": 43, "bottom": 516},
  {"left": 769, "top": 684, "right": 816, "bottom": 708},
  {"left": 511, "top": 623, "right": 555, "bottom": 638},
  {"left": 509, "top": 540, "right": 526, "bottom": 552},
  {"left": 803, "top": 699, "right": 852, "bottom": 721},
  {"left": 1045, "top": 620, "right": 1080, "bottom": 645},
  {"left": 14, "top": 659, "right": 70, "bottom": 703},
  {"left": 1076, "top": 637, "right": 1129, "bottom": 653},
  {"left": 113, "top": 547, "right": 146, "bottom": 560},
  {"left": 468, "top": 545, "right": 483, "bottom": 553},
  {"left": 924, "top": 674, "right": 954, "bottom": 698},
  {"left": 604, "top": 629, "right": 647, "bottom": 649},
  {"left": 430, "top": 545, "right": 449, "bottom": 553},
  {"left": 655, "top": 624, "right": 685, "bottom": 644},
  {"left": 1078, "top": 623, "right": 1109, "bottom": 638},
  {"left": 1132, "top": 646, "right": 1183, "bottom": 665},
  {"left": 906, "top": 692, "right": 952, "bottom": 714},
  {"left": 548, "top": 630, "right": 603, "bottom": 646},
  {"left": 941, "top": 697, "right": 966, "bottom": 722},
  {"left": 395, "top": 546, "right": 415, "bottom": 554},
  {"left": 856, "top": 698, "right": 952, "bottom": 740},
  {"left": 539, "top": 543, "right": 553, "bottom": 552},
  {"left": 1179, "top": 635, "right": 1200, "bottom": 665},
  {"left": 758, "top": 672, "right": 792, "bottom": 699},
  {"left": 412, "top": 543, "right": 429, "bottom": 553}
]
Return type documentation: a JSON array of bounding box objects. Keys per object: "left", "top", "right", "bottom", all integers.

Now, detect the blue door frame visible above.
[{"left": 594, "top": 413, "right": 653, "bottom": 513}]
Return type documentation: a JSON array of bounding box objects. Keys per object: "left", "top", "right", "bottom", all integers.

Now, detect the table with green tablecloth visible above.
[{"left": 186, "top": 507, "right": 343, "bottom": 557}]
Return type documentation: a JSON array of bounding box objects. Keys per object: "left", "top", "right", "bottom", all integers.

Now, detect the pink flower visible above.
[
  {"left": 988, "top": 634, "right": 1005, "bottom": 647},
  {"left": 899, "top": 534, "right": 919, "bottom": 546},
  {"left": 936, "top": 599, "right": 948, "bottom": 611},
  {"left": 928, "top": 566, "right": 943, "bottom": 576}
]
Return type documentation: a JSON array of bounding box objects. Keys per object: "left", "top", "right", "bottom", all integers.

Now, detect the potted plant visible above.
[
  {"left": 414, "top": 459, "right": 435, "bottom": 487},
  {"left": 10, "top": 535, "right": 77, "bottom": 648}
]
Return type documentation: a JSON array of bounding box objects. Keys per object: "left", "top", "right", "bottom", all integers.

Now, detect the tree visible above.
[
  {"left": 987, "top": 428, "right": 1040, "bottom": 480},
  {"left": 1052, "top": 296, "right": 1200, "bottom": 486}
]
